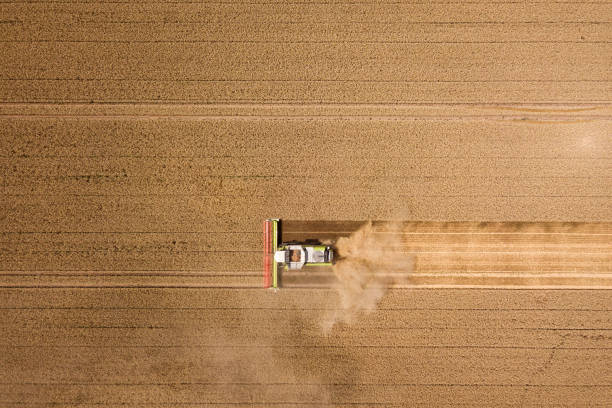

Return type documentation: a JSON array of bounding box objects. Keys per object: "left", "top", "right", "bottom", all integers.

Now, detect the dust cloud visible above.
[
  {"left": 324, "top": 221, "right": 413, "bottom": 329},
  {"left": 206, "top": 307, "right": 334, "bottom": 404}
]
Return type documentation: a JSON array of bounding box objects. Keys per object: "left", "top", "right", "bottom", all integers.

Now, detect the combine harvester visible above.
[{"left": 263, "top": 218, "right": 335, "bottom": 289}]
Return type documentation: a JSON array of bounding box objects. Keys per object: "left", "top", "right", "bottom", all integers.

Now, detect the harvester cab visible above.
[{"left": 263, "top": 219, "right": 334, "bottom": 289}]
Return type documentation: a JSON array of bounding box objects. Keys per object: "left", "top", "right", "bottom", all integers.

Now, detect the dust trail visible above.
[
  {"left": 324, "top": 221, "right": 413, "bottom": 329},
  {"left": 205, "top": 299, "right": 334, "bottom": 405}
]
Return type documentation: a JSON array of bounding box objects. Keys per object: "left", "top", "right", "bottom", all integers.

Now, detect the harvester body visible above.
[{"left": 263, "top": 219, "right": 334, "bottom": 289}]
